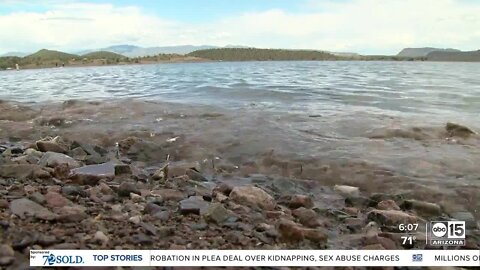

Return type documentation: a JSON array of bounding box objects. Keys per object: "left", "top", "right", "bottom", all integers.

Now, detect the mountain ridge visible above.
[{"left": 397, "top": 47, "right": 460, "bottom": 58}]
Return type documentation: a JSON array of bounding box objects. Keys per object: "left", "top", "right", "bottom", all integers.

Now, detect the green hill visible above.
[
  {"left": 0, "top": 56, "right": 21, "bottom": 70},
  {"left": 187, "top": 48, "right": 340, "bottom": 61},
  {"left": 81, "top": 51, "right": 126, "bottom": 60},
  {"left": 24, "top": 49, "right": 79, "bottom": 62}
]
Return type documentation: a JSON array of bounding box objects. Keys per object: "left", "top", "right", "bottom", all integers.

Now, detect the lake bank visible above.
[{"left": 1, "top": 99, "right": 479, "bottom": 268}]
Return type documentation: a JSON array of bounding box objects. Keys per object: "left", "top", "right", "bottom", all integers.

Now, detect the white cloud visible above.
[{"left": 0, "top": 0, "right": 479, "bottom": 54}]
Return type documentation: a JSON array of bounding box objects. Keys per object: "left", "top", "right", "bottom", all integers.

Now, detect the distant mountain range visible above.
[
  {"left": 76, "top": 44, "right": 251, "bottom": 57},
  {"left": 426, "top": 50, "right": 480, "bottom": 62},
  {"left": 396, "top": 47, "right": 461, "bottom": 58},
  {"left": 0, "top": 51, "right": 29, "bottom": 57}
]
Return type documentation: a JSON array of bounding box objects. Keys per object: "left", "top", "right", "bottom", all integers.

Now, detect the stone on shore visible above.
[
  {"left": 288, "top": 195, "right": 314, "bottom": 209},
  {"left": 367, "top": 209, "right": 417, "bottom": 226},
  {"left": 229, "top": 186, "right": 275, "bottom": 210},
  {"left": 334, "top": 185, "right": 360, "bottom": 196},
  {"left": 0, "top": 164, "right": 50, "bottom": 180},
  {"left": 377, "top": 200, "right": 401, "bottom": 211},
  {"left": 203, "top": 203, "right": 231, "bottom": 224},
  {"left": 36, "top": 137, "right": 68, "bottom": 153},
  {"left": 446, "top": 122, "right": 476, "bottom": 138},
  {"left": 401, "top": 200, "right": 442, "bottom": 217},
  {"left": 45, "top": 191, "right": 71, "bottom": 208},
  {"left": 9, "top": 198, "right": 56, "bottom": 220},
  {"left": 38, "top": 151, "right": 80, "bottom": 168},
  {"left": 55, "top": 205, "right": 87, "bottom": 222},
  {"left": 69, "top": 163, "right": 115, "bottom": 185},
  {"left": 179, "top": 196, "right": 209, "bottom": 215}
]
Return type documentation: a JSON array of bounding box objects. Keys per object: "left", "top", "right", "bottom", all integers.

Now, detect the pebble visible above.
[
  {"left": 55, "top": 205, "right": 87, "bottom": 222},
  {"left": 152, "top": 211, "right": 170, "bottom": 222},
  {"left": 129, "top": 216, "right": 142, "bottom": 225},
  {"left": 131, "top": 233, "right": 153, "bottom": 245},
  {"left": 186, "top": 168, "right": 208, "bottom": 182},
  {"left": 377, "top": 200, "right": 401, "bottom": 211},
  {"left": 367, "top": 209, "right": 418, "bottom": 226},
  {"left": 179, "top": 196, "right": 209, "bottom": 215},
  {"left": 0, "top": 199, "right": 8, "bottom": 209},
  {"left": 70, "top": 162, "right": 115, "bottom": 185},
  {"left": 94, "top": 231, "right": 109, "bottom": 244},
  {"left": 288, "top": 194, "right": 314, "bottom": 209},
  {"left": 203, "top": 203, "right": 231, "bottom": 224},
  {"left": 118, "top": 182, "right": 140, "bottom": 197},
  {"left": 401, "top": 200, "right": 442, "bottom": 217},
  {"left": 9, "top": 198, "right": 56, "bottom": 220},
  {"left": 229, "top": 185, "right": 276, "bottom": 210},
  {"left": 0, "top": 164, "right": 51, "bottom": 180},
  {"left": 151, "top": 189, "right": 185, "bottom": 201},
  {"left": 61, "top": 185, "right": 87, "bottom": 197},
  {"left": 38, "top": 151, "right": 80, "bottom": 168},
  {"left": 36, "top": 140, "right": 67, "bottom": 153},
  {"left": 45, "top": 191, "right": 71, "bottom": 208},
  {"left": 28, "top": 192, "right": 46, "bottom": 205},
  {"left": 277, "top": 219, "right": 304, "bottom": 242},
  {"left": 0, "top": 244, "right": 14, "bottom": 257},
  {"left": 333, "top": 185, "right": 360, "bottom": 196},
  {"left": 292, "top": 207, "right": 321, "bottom": 228}
]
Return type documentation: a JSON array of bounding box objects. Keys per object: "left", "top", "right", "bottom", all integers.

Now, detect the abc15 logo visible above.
[{"left": 430, "top": 221, "right": 466, "bottom": 239}]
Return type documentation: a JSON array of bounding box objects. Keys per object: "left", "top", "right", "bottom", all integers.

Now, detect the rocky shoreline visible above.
[{"left": 0, "top": 100, "right": 479, "bottom": 270}]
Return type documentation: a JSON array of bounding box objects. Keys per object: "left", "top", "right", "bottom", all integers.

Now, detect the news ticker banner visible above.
[{"left": 30, "top": 250, "right": 480, "bottom": 267}]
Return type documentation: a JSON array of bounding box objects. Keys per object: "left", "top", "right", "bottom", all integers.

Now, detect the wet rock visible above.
[
  {"left": 450, "top": 211, "right": 476, "bottom": 229},
  {"left": 70, "top": 162, "right": 115, "bottom": 185},
  {"left": 345, "top": 195, "right": 372, "bottom": 207},
  {"left": 114, "top": 164, "right": 132, "bottom": 175},
  {"left": 151, "top": 189, "right": 185, "bottom": 201},
  {"left": 186, "top": 168, "right": 208, "bottom": 182},
  {"left": 288, "top": 194, "right": 314, "bottom": 209},
  {"left": 179, "top": 196, "right": 209, "bottom": 215},
  {"left": 0, "top": 164, "right": 50, "bottom": 180},
  {"left": 36, "top": 138, "right": 68, "bottom": 153},
  {"left": 118, "top": 182, "right": 140, "bottom": 197},
  {"left": 367, "top": 210, "right": 417, "bottom": 226},
  {"left": 277, "top": 219, "right": 304, "bottom": 242},
  {"left": 292, "top": 207, "right": 322, "bottom": 228},
  {"left": 38, "top": 152, "right": 80, "bottom": 168},
  {"left": 334, "top": 185, "right": 360, "bottom": 196},
  {"left": 45, "top": 191, "right": 71, "bottom": 208},
  {"left": 9, "top": 198, "right": 55, "bottom": 220},
  {"left": 229, "top": 186, "right": 275, "bottom": 210},
  {"left": 446, "top": 122, "right": 476, "bottom": 138},
  {"left": 401, "top": 200, "right": 442, "bottom": 217},
  {"left": 377, "top": 200, "right": 401, "bottom": 211},
  {"left": 55, "top": 205, "right": 87, "bottom": 222},
  {"left": 345, "top": 217, "right": 365, "bottom": 232},
  {"left": 118, "top": 137, "right": 165, "bottom": 162},
  {"left": 203, "top": 203, "right": 231, "bottom": 224},
  {"left": 61, "top": 185, "right": 87, "bottom": 197}
]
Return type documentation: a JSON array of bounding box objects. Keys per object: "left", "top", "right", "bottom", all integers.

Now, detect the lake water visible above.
[{"left": 1, "top": 61, "right": 479, "bottom": 214}]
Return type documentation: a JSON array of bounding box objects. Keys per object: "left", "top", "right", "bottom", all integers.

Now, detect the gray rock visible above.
[
  {"left": 450, "top": 211, "right": 477, "bottom": 229},
  {"left": 186, "top": 168, "right": 208, "bottom": 182},
  {"left": 36, "top": 140, "right": 67, "bottom": 153},
  {"left": 85, "top": 154, "right": 108, "bottom": 165},
  {"left": 0, "top": 256, "right": 14, "bottom": 266},
  {"left": 69, "top": 162, "right": 115, "bottom": 185},
  {"left": 401, "top": 200, "right": 442, "bottom": 217},
  {"left": 229, "top": 186, "right": 275, "bottom": 210},
  {"left": 55, "top": 205, "right": 87, "bottom": 222},
  {"left": 140, "top": 222, "right": 158, "bottom": 236},
  {"left": 203, "top": 203, "right": 231, "bottom": 224},
  {"left": 0, "top": 244, "right": 14, "bottom": 257},
  {"left": 179, "top": 196, "right": 209, "bottom": 215},
  {"left": 28, "top": 192, "right": 46, "bottom": 205},
  {"left": 144, "top": 203, "right": 163, "bottom": 215},
  {"left": 0, "top": 164, "right": 50, "bottom": 180},
  {"left": 38, "top": 152, "right": 80, "bottom": 168},
  {"left": 446, "top": 122, "right": 476, "bottom": 138},
  {"left": 118, "top": 182, "right": 140, "bottom": 197},
  {"left": 70, "top": 147, "right": 88, "bottom": 160},
  {"left": 61, "top": 185, "right": 87, "bottom": 197},
  {"left": 131, "top": 233, "right": 153, "bottom": 245},
  {"left": 9, "top": 198, "right": 56, "bottom": 220},
  {"left": 152, "top": 211, "right": 170, "bottom": 222}
]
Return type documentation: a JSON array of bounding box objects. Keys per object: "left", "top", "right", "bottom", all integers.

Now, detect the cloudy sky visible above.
[{"left": 0, "top": 0, "right": 479, "bottom": 55}]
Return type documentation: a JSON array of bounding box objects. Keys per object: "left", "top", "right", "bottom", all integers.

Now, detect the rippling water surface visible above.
[{"left": 1, "top": 61, "right": 480, "bottom": 195}]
